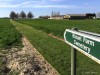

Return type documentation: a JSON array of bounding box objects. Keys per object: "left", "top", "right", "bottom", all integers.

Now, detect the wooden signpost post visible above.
[{"left": 64, "top": 28, "right": 100, "bottom": 75}]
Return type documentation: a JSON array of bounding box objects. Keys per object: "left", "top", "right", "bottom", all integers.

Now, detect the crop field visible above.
[
  {"left": 13, "top": 19, "right": 100, "bottom": 75},
  {"left": 0, "top": 19, "right": 22, "bottom": 49},
  {"left": 0, "top": 19, "right": 22, "bottom": 75},
  {"left": 16, "top": 19, "right": 100, "bottom": 38}
]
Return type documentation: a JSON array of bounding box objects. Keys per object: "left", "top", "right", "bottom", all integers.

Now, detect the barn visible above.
[{"left": 66, "top": 14, "right": 86, "bottom": 20}]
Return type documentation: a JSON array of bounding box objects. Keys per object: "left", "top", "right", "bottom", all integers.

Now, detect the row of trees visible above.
[{"left": 10, "top": 11, "right": 34, "bottom": 19}]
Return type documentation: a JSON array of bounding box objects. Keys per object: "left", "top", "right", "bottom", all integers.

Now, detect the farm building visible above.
[
  {"left": 86, "top": 13, "right": 96, "bottom": 19},
  {"left": 63, "top": 15, "right": 70, "bottom": 20},
  {"left": 64, "top": 13, "right": 96, "bottom": 20},
  {"left": 49, "top": 13, "right": 96, "bottom": 20},
  {"left": 49, "top": 15, "right": 64, "bottom": 19},
  {"left": 66, "top": 14, "right": 86, "bottom": 20}
]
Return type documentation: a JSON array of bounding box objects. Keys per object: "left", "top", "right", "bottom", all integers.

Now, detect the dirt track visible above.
[{"left": 7, "top": 36, "right": 60, "bottom": 75}]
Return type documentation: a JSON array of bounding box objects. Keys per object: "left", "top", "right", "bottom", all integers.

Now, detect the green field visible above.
[
  {"left": 0, "top": 19, "right": 22, "bottom": 75},
  {"left": 16, "top": 19, "right": 100, "bottom": 38},
  {"left": 12, "top": 19, "right": 100, "bottom": 75},
  {"left": 0, "top": 19, "right": 22, "bottom": 49}
]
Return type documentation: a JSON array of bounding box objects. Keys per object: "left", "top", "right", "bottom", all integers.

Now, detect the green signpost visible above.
[{"left": 64, "top": 29, "right": 100, "bottom": 75}]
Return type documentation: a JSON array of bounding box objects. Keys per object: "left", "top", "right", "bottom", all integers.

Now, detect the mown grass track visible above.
[{"left": 11, "top": 20, "right": 100, "bottom": 75}]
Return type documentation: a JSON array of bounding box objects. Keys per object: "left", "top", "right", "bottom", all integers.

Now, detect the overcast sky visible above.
[{"left": 0, "top": 0, "right": 100, "bottom": 18}]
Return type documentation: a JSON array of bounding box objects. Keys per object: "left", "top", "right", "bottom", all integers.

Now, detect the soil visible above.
[{"left": 6, "top": 36, "right": 60, "bottom": 75}]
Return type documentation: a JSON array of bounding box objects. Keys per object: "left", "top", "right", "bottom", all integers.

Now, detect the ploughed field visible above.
[{"left": 14, "top": 19, "right": 100, "bottom": 75}]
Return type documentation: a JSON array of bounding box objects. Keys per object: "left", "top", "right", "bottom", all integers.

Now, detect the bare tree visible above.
[
  {"left": 51, "top": 11, "right": 53, "bottom": 17},
  {"left": 20, "top": 11, "right": 26, "bottom": 18},
  {"left": 58, "top": 11, "right": 60, "bottom": 16},
  {"left": 51, "top": 11, "right": 60, "bottom": 17},
  {"left": 9, "top": 11, "right": 16, "bottom": 19},
  {"left": 27, "top": 11, "right": 34, "bottom": 19}
]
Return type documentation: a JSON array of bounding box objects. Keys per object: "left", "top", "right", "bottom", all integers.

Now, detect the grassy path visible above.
[{"left": 11, "top": 20, "right": 100, "bottom": 75}]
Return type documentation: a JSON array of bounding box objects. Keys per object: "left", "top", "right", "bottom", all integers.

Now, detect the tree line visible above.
[{"left": 10, "top": 11, "right": 34, "bottom": 19}]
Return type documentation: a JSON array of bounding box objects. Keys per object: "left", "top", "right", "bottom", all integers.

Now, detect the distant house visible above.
[
  {"left": 63, "top": 15, "right": 70, "bottom": 20},
  {"left": 49, "top": 15, "right": 64, "bottom": 19}
]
